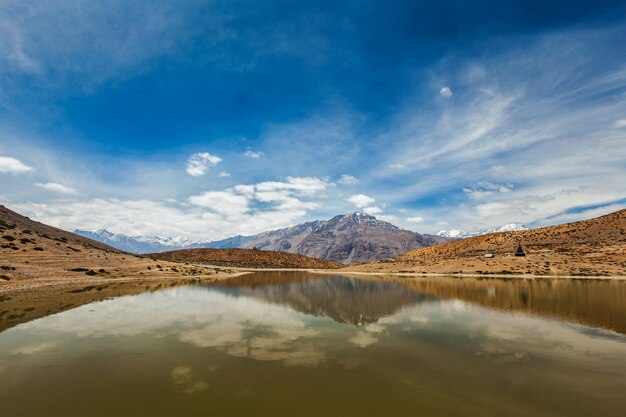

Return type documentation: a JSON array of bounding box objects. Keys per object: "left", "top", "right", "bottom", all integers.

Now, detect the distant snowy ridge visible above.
[
  {"left": 74, "top": 229, "right": 238, "bottom": 254},
  {"left": 74, "top": 212, "right": 451, "bottom": 263},
  {"left": 436, "top": 223, "right": 528, "bottom": 238}
]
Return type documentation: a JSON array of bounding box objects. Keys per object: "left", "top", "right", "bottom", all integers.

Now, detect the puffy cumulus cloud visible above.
[
  {"left": 186, "top": 152, "right": 222, "bottom": 176},
  {"left": 0, "top": 156, "right": 33, "bottom": 174},
  {"left": 347, "top": 194, "right": 375, "bottom": 208},
  {"left": 12, "top": 177, "right": 330, "bottom": 240},
  {"left": 338, "top": 174, "right": 358, "bottom": 185},
  {"left": 188, "top": 176, "right": 328, "bottom": 224},
  {"left": 244, "top": 149, "right": 264, "bottom": 159},
  {"left": 406, "top": 216, "right": 424, "bottom": 223},
  {"left": 363, "top": 206, "right": 382, "bottom": 215},
  {"left": 440, "top": 86, "right": 453, "bottom": 97},
  {"left": 34, "top": 182, "right": 78, "bottom": 194}
]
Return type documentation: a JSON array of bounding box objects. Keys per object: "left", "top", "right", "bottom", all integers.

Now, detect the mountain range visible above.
[
  {"left": 76, "top": 212, "right": 451, "bottom": 264},
  {"left": 436, "top": 223, "right": 528, "bottom": 238},
  {"left": 347, "top": 208, "right": 626, "bottom": 276}
]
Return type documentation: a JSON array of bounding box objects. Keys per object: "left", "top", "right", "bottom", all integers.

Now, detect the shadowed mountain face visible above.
[
  {"left": 214, "top": 272, "right": 431, "bottom": 326},
  {"left": 76, "top": 212, "right": 451, "bottom": 264}
]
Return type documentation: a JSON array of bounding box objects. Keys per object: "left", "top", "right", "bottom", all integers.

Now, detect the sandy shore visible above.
[{"left": 0, "top": 270, "right": 249, "bottom": 295}]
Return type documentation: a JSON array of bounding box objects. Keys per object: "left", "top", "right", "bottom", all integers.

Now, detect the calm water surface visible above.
[{"left": 1, "top": 272, "right": 625, "bottom": 416}]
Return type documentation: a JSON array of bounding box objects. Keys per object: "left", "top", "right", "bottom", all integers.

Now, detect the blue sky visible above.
[{"left": 1, "top": 0, "right": 625, "bottom": 239}]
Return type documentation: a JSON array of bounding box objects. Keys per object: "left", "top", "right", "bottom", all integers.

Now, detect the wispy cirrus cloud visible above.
[
  {"left": 34, "top": 182, "right": 78, "bottom": 194},
  {"left": 368, "top": 23, "right": 626, "bottom": 232}
]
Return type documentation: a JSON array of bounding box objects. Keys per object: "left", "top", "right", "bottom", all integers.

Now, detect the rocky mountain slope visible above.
[
  {"left": 347, "top": 208, "right": 626, "bottom": 276},
  {"left": 149, "top": 248, "right": 342, "bottom": 269},
  {"left": 78, "top": 212, "right": 450, "bottom": 264},
  {"left": 235, "top": 212, "right": 450, "bottom": 264}
]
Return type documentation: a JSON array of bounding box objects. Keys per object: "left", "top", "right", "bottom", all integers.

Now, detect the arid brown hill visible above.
[
  {"left": 0, "top": 205, "right": 233, "bottom": 289},
  {"left": 149, "top": 248, "right": 343, "bottom": 269},
  {"left": 347, "top": 208, "right": 626, "bottom": 276}
]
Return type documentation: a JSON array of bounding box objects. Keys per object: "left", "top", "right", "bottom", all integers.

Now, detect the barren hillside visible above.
[
  {"left": 0, "top": 205, "right": 237, "bottom": 291},
  {"left": 347, "top": 209, "right": 626, "bottom": 276},
  {"left": 149, "top": 248, "right": 342, "bottom": 269}
]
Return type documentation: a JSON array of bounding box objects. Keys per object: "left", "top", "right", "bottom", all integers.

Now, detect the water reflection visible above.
[
  {"left": 216, "top": 272, "right": 432, "bottom": 325},
  {"left": 218, "top": 272, "right": 626, "bottom": 334},
  {"left": 0, "top": 273, "right": 625, "bottom": 416}
]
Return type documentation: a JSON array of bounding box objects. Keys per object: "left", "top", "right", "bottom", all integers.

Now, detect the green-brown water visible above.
[{"left": 1, "top": 272, "right": 625, "bottom": 416}]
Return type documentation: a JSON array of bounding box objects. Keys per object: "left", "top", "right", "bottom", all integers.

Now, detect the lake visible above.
[{"left": 1, "top": 272, "right": 625, "bottom": 416}]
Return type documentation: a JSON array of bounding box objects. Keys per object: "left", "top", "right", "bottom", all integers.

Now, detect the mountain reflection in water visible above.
[
  {"left": 215, "top": 272, "right": 432, "bottom": 326},
  {"left": 1, "top": 272, "right": 626, "bottom": 417},
  {"left": 216, "top": 272, "right": 626, "bottom": 334}
]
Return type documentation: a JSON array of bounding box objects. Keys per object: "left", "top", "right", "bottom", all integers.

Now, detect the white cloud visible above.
[
  {"left": 0, "top": 156, "right": 33, "bottom": 174},
  {"left": 476, "top": 202, "right": 510, "bottom": 217},
  {"left": 12, "top": 176, "right": 330, "bottom": 240},
  {"left": 347, "top": 194, "right": 375, "bottom": 208},
  {"left": 186, "top": 152, "right": 222, "bottom": 176},
  {"left": 614, "top": 119, "right": 626, "bottom": 128},
  {"left": 218, "top": 171, "right": 231, "bottom": 177},
  {"left": 254, "top": 177, "right": 328, "bottom": 197},
  {"left": 463, "top": 182, "right": 512, "bottom": 200},
  {"left": 34, "top": 182, "right": 78, "bottom": 194},
  {"left": 440, "top": 86, "right": 453, "bottom": 97},
  {"left": 363, "top": 206, "right": 382, "bottom": 215},
  {"left": 187, "top": 190, "right": 250, "bottom": 215},
  {"left": 338, "top": 174, "right": 358, "bottom": 185},
  {"left": 244, "top": 149, "right": 264, "bottom": 159},
  {"left": 406, "top": 216, "right": 424, "bottom": 223}
]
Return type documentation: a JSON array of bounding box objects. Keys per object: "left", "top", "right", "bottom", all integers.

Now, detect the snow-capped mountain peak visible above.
[
  {"left": 436, "top": 229, "right": 471, "bottom": 238},
  {"left": 436, "top": 223, "right": 528, "bottom": 239}
]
